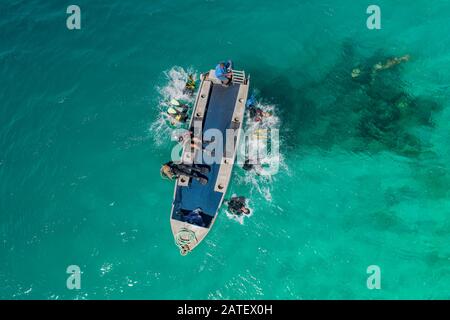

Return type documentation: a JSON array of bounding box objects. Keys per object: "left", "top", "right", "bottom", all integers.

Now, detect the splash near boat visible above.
[{"left": 167, "top": 64, "right": 250, "bottom": 255}]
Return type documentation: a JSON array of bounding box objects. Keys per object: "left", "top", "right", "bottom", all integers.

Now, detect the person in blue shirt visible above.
[{"left": 215, "top": 60, "right": 233, "bottom": 85}]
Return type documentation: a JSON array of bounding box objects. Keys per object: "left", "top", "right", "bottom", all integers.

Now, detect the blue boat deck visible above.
[{"left": 171, "top": 83, "right": 240, "bottom": 228}]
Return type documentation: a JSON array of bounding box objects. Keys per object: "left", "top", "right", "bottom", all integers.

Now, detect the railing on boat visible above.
[{"left": 231, "top": 70, "right": 246, "bottom": 84}]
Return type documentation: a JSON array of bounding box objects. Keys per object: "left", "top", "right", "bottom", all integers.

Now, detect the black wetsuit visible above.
[
  {"left": 248, "top": 106, "right": 258, "bottom": 119},
  {"left": 243, "top": 159, "right": 254, "bottom": 171},
  {"left": 249, "top": 105, "right": 265, "bottom": 118},
  {"left": 165, "top": 162, "right": 210, "bottom": 182},
  {"left": 227, "top": 196, "right": 248, "bottom": 215}
]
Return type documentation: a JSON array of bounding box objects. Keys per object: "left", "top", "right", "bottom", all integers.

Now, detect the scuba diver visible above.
[
  {"left": 226, "top": 196, "right": 250, "bottom": 216},
  {"left": 242, "top": 157, "right": 264, "bottom": 175},
  {"left": 250, "top": 108, "right": 272, "bottom": 122},
  {"left": 160, "top": 161, "right": 210, "bottom": 185},
  {"left": 246, "top": 95, "right": 272, "bottom": 122},
  {"left": 183, "top": 74, "right": 196, "bottom": 96},
  {"left": 167, "top": 99, "right": 189, "bottom": 126},
  {"left": 243, "top": 158, "right": 254, "bottom": 171}
]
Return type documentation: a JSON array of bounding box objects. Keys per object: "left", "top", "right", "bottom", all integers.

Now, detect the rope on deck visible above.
[{"left": 175, "top": 228, "right": 196, "bottom": 255}]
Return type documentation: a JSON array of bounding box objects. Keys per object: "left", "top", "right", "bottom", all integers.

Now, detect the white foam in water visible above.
[
  {"left": 225, "top": 209, "right": 253, "bottom": 225},
  {"left": 151, "top": 76, "right": 286, "bottom": 221},
  {"left": 226, "top": 94, "right": 288, "bottom": 224},
  {"left": 150, "top": 66, "right": 197, "bottom": 146},
  {"left": 240, "top": 95, "right": 288, "bottom": 201}
]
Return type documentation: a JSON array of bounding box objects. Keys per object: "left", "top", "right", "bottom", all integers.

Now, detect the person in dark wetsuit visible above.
[
  {"left": 226, "top": 196, "right": 250, "bottom": 216},
  {"left": 243, "top": 157, "right": 264, "bottom": 175},
  {"left": 243, "top": 158, "right": 254, "bottom": 171},
  {"left": 246, "top": 95, "right": 272, "bottom": 122},
  {"left": 160, "top": 161, "right": 210, "bottom": 185}
]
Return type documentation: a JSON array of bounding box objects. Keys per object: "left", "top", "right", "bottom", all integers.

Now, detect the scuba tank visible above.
[
  {"left": 185, "top": 75, "right": 196, "bottom": 89},
  {"left": 228, "top": 196, "right": 247, "bottom": 215},
  {"left": 252, "top": 128, "right": 268, "bottom": 139},
  {"left": 183, "top": 74, "right": 196, "bottom": 96},
  {"left": 167, "top": 106, "right": 178, "bottom": 115},
  {"left": 167, "top": 107, "right": 186, "bottom": 124}
]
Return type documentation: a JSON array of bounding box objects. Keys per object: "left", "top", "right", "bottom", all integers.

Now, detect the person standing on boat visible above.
[{"left": 215, "top": 60, "right": 233, "bottom": 85}]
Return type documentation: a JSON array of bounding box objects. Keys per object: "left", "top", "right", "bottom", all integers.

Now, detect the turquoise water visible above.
[{"left": 1, "top": 0, "right": 450, "bottom": 299}]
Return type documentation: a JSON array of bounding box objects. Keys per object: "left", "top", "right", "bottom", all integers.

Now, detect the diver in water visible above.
[
  {"left": 167, "top": 99, "right": 189, "bottom": 126},
  {"left": 183, "top": 74, "right": 196, "bottom": 96},
  {"left": 243, "top": 158, "right": 254, "bottom": 171},
  {"left": 160, "top": 161, "right": 210, "bottom": 185},
  {"left": 243, "top": 158, "right": 263, "bottom": 175},
  {"left": 167, "top": 107, "right": 188, "bottom": 125},
  {"left": 250, "top": 108, "right": 272, "bottom": 122},
  {"left": 246, "top": 95, "right": 272, "bottom": 122},
  {"left": 226, "top": 196, "right": 250, "bottom": 216}
]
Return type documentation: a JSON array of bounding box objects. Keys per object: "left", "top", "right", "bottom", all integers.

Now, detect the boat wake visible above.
[
  {"left": 150, "top": 66, "right": 198, "bottom": 146},
  {"left": 152, "top": 71, "right": 286, "bottom": 224},
  {"left": 240, "top": 93, "right": 289, "bottom": 201},
  {"left": 225, "top": 207, "right": 254, "bottom": 225},
  {"left": 226, "top": 93, "right": 288, "bottom": 224}
]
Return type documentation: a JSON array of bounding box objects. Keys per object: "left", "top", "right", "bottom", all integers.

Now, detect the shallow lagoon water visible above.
[{"left": 0, "top": 0, "right": 449, "bottom": 299}]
